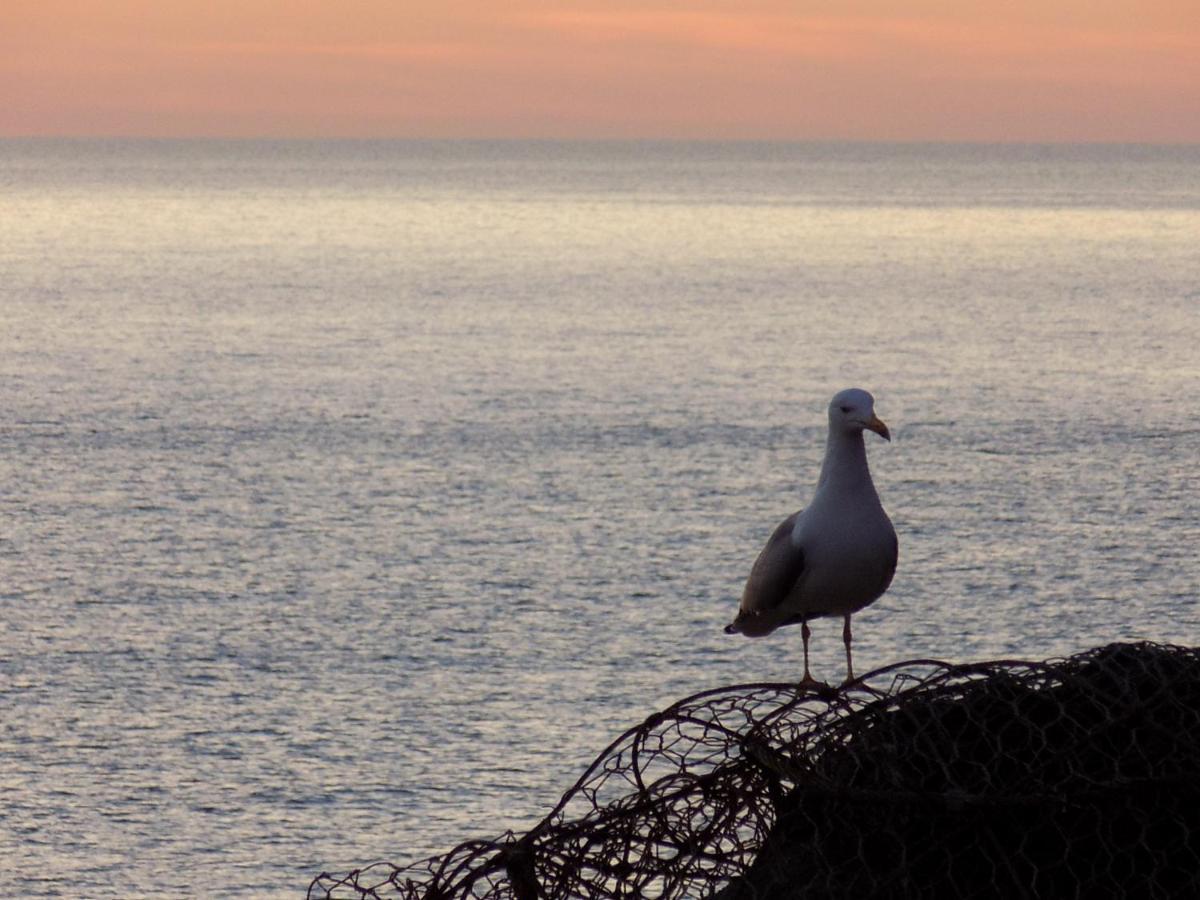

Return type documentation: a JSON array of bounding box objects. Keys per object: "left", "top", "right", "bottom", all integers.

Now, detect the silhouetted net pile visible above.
[{"left": 310, "top": 642, "right": 1200, "bottom": 899}]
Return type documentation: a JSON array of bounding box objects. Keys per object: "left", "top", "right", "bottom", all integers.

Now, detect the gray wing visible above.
[{"left": 740, "top": 510, "right": 805, "bottom": 614}]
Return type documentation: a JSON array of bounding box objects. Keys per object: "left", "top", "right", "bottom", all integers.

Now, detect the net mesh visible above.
[{"left": 309, "top": 641, "right": 1200, "bottom": 899}]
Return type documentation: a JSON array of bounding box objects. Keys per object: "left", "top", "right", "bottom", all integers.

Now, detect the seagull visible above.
[{"left": 725, "top": 388, "right": 897, "bottom": 687}]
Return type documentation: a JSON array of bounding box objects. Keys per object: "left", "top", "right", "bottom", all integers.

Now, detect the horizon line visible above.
[{"left": 4, "top": 134, "right": 1200, "bottom": 148}]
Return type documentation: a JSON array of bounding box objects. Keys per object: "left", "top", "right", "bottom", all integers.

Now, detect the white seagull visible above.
[{"left": 725, "top": 388, "right": 897, "bottom": 687}]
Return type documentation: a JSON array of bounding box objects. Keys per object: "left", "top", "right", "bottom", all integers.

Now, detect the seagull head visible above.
[{"left": 829, "top": 388, "right": 891, "bottom": 441}]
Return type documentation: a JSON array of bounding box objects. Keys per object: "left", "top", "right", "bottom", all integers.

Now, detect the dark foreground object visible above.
[{"left": 310, "top": 642, "right": 1200, "bottom": 899}]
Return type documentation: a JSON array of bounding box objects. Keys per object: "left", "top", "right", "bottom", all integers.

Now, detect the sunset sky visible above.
[{"left": 5, "top": 1, "right": 1199, "bottom": 141}]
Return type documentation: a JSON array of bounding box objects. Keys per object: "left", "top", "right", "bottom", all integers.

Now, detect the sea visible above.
[{"left": 1, "top": 139, "right": 1198, "bottom": 897}]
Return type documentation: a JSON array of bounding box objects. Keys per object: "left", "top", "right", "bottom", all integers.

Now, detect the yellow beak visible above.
[{"left": 866, "top": 414, "right": 891, "bottom": 442}]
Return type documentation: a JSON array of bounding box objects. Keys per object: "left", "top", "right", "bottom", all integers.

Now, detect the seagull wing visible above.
[{"left": 740, "top": 510, "right": 805, "bottom": 615}]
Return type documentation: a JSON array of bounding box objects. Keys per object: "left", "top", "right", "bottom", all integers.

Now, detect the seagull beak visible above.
[{"left": 866, "top": 414, "right": 891, "bottom": 442}]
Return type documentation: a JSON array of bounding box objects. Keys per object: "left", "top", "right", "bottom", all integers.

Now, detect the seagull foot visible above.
[
  {"left": 839, "top": 675, "right": 886, "bottom": 697},
  {"left": 795, "top": 674, "right": 833, "bottom": 693}
]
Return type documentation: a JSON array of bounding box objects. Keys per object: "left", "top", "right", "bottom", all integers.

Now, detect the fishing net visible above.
[{"left": 309, "top": 642, "right": 1200, "bottom": 899}]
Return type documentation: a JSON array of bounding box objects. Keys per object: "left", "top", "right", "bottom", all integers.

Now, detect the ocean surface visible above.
[{"left": 1, "top": 139, "right": 1198, "bottom": 897}]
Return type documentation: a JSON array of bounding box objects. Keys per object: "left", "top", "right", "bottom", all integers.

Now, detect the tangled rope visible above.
[{"left": 309, "top": 642, "right": 1200, "bottom": 898}]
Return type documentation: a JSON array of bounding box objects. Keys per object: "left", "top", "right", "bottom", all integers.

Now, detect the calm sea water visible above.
[{"left": 1, "top": 140, "right": 1198, "bottom": 897}]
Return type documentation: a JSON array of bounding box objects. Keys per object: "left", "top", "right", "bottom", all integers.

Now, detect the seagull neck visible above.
[{"left": 817, "top": 429, "right": 872, "bottom": 492}]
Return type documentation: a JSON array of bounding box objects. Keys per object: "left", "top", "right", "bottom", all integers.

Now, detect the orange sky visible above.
[{"left": 4, "top": 1, "right": 1199, "bottom": 141}]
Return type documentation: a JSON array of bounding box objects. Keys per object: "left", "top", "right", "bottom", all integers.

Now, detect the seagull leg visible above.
[
  {"left": 796, "top": 618, "right": 825, "bottom": 690},
  {"left": 841, "top": 614, "right": 856, "bottom": 685}
]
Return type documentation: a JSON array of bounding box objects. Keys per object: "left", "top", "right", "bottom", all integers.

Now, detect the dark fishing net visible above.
[{"left": 309, "top": 642, "right": 1200, "bottom": 899}]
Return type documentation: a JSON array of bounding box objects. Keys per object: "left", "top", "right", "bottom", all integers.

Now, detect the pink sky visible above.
[{"left": 4, "top": 1, "right": 1199, "bottom": 141}]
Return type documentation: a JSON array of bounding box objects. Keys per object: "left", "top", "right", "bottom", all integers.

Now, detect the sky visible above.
[{"left": 4, "top": 1, "right": 1199, "bottom": 141}]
